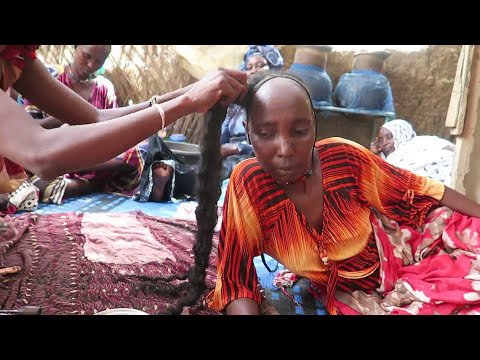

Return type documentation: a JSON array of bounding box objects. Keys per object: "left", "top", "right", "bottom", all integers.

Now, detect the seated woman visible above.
[
  {"left": 22, "top": 45, "right": 167, "bottom": 203},
  {"left": 370, "top": 119, "right": 455, "bottom": 186},
  {"left": 23, "top": 45, "right": 147, "bottom": 202},
  {"left": 333, "top": 51, "right": 395, "bottom": 113},
  {"left": 220, "top": 45, "right": 284, "bottom": 181},
  {"left": 0, "top": 44, "right": 247, "bottom": 215},
  {"left": 206, "top": 70, "right": 480, "bottom": 315}
]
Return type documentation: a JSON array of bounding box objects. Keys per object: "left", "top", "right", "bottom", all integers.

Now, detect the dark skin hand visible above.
[
  {"left": 370, "top": 137, "right": 382, "bottom": 155},
  {"left": 220, "top": 143, "right": 240, "bottom": 158},
  {"left": 0, "top": 46, "right": 247, "bottom": 182}
]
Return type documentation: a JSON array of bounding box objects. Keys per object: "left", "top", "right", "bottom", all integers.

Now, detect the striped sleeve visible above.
[
  {"left": 338, "top": 138, "right": 445, "bottom": 227},
  {"left": 207, "top": 161, "right": 264, "bottom": 312}
]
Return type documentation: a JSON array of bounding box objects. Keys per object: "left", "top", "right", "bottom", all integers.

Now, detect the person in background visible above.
[
  {"left": 370, "top": 119, "right": 455, "bottom": 186},
  {"left": 23, "top": 45, "right": 143, "bottom": 203},
  {"left": 220, "top": 45, "right": 284, "bottom": 181}
]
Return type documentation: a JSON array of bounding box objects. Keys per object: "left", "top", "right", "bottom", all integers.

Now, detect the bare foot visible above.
[{"left": 150, "top": 162, "right": 174, "bottom": 202}]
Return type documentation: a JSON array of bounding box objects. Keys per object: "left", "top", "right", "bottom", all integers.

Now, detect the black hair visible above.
[
  {"left": 121, "top": 106, "right": 226, "bottom": 315},
  {"left": 73, "top": 45, "right": 112, "bottom": 56},
  {"left": 244, "top": 70, "right": 316, "bottom": 124}
]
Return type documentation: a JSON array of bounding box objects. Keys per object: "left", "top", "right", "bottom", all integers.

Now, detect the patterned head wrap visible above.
[
  {"left": 239, "top": 45, "right": 284, "bottom": 72},
  {"left": 381, "top": 119, "right": 416, "bottom": 150}
]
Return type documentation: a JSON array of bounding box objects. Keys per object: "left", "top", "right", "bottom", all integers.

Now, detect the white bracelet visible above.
[
  {"left": 153, "top": 104, "right": 166, "bottom": 138},
  {"left": 149, "top": 95, "right": 158, "bottom": 107}
]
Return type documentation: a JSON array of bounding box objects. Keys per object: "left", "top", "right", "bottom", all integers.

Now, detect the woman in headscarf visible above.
[
  {"left": 220, "top": 45, "right": 284, "bottom": 180},
  {"left": 371, "top": 119, "right": 455, "bottom": 185}
]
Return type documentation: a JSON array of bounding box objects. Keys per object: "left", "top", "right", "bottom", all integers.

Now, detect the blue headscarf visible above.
[{"left": 239, "top": 45, "right": 284, "bottom": 72}]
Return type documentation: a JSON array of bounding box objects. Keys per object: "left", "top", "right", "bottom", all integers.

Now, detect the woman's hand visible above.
[
  {"left": 220, "top": 143, "right": 240, "bottom": 158},
  {"left": 370, "top": 137, "right": 382, "bottom": 155},
  {"left": 182, "top": 68, "right": 247, "bottom": 114}
]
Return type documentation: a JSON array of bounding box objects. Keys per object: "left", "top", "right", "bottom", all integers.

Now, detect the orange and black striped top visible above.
[{"left": 207, "top": 137, "right": 445, "bottom": 314}]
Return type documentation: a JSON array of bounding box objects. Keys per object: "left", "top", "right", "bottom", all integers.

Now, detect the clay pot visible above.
[
  {"left": 352, "top": 50, "right": 390, "bottom": 73},
  {"left": 293, "top": 45, "right": 333, "bottom": 69}
]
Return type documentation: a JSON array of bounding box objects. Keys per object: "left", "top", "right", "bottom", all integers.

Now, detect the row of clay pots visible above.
[{"left": 292, "top": 45, "right": 390, "bottom": 73}]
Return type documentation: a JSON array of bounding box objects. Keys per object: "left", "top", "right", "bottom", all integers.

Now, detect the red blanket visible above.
[{"left": 335, "top": 207, "right": 480, "bottom": 315}]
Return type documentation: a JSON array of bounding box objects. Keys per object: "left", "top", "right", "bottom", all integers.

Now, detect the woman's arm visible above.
[
  {"left": 14, "top": 57, "right": 100, "bottom": 125},
  {"left": 15, "top": 57, "right": 197, "bottom": 125},
  {"left": 226, "top": 298, "right": 260, "bottom": 315},
  {"left": 37, "top": 116, "right": 64, "bottom": 129},
  {"left": 1, "top": 64, "right": 247, "bottom": 179},
  {"left": 31, "top": 85, "right": 196, "bottom": 129},
  {"left": 440, "top": 186, "right": 480, "bottom": 218}
]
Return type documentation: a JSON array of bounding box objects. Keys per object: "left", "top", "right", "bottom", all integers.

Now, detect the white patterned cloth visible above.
[
  {"left": 7, "top": 180, "right": 39, "bottom": 211},
  {"left": 381, "top": 119, "right": 455, "bottom": 186}
]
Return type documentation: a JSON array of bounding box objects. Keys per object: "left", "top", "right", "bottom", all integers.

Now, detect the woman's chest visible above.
[
  {"left": 261, "top": 188, "right": 373, "bottom": 268},
  {"left": 70, "top": 81, "right": 95, "bottom": 102}
]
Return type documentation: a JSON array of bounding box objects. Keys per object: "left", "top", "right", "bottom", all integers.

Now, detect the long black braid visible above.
[
  {"left": 125, "top": 104, "right": 226, "bottom": 315},
  {"left": 160, "top": 104, "right": 226, "bottom": 314}
]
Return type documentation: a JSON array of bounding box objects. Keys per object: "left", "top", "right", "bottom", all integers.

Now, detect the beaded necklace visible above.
[
  {"left": 277, "top": 147, "right": 314, "bottom": 186},
  {"left": 68, "top": 65, "right": 93, "bottom": 84}
]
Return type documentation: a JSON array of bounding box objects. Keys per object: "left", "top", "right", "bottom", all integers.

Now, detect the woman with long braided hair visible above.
[{"left": 206, "top": 70, "right": 480, "bottom": 315}]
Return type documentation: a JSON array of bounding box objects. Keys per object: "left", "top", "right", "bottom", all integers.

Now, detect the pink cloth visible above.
[
  {"left": 334, "top": 207, "right": 480, "bottom": 315},
  {"left": 81, "top": 213, "right": 175, "bottom": 265}
]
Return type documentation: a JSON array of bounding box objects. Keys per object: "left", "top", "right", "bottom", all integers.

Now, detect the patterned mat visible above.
[
  {"left": 18, "top": 193, "right": 326, "bottom": 315},
  {"left": 32, "top": 192, "right": 181, "bottom": 218}
]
